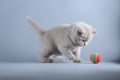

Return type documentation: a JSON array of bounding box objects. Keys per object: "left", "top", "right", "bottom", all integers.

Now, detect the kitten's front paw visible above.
[
  {"left": 69, "top": 56, "right": 76, "bottom": 61},
  {"left": 73, "top": 59, "right": 82, "bottom": 63}
]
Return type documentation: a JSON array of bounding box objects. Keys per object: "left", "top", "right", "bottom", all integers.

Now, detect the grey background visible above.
[{"left": 0, "top": 0, "right": 120, "bottom": 62}]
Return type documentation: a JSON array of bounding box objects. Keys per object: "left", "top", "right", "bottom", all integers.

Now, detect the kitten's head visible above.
[{"left": 70, "top": 22, "right": 96, "bottom": 46}]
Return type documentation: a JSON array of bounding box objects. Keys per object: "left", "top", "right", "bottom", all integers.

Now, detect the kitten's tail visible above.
[{"left": 26, "top": 16, "right": 45, "bottom": 36}]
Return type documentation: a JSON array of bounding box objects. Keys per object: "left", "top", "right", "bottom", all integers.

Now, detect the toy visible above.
[{"left": 90, "top": 53, "right": 101, "bottom": 64}]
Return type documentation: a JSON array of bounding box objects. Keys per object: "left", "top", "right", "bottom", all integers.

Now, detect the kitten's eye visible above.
[{"left": 77, "top": 31, "right": 82, "bottom": 35}]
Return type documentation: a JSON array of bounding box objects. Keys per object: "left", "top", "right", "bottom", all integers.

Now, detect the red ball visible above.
[{"left": 90, "top": 53, "right": 101, "bottom": 64}]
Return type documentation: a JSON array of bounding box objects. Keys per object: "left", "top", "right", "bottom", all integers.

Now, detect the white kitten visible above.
[{"left": 27, "top": 17, "right": 96, "bottom": 63}]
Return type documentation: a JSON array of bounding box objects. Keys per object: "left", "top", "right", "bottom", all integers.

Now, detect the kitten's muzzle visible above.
[{"left": 84, "top": 42, "right": 86, "bottom": 46}]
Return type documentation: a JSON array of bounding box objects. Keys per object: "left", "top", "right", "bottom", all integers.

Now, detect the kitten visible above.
[{"left": 27, "top": 17, "right": 96, "bottom": 63}]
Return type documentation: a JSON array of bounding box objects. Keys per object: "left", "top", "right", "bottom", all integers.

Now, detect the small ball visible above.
[{"left": 90, "top": 53, "right": 101, "bottom": 64}]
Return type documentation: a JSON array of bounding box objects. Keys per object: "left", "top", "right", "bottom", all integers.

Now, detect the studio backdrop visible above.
[{"left": 0, "top": 0, "right": 120, "bottom": 62}]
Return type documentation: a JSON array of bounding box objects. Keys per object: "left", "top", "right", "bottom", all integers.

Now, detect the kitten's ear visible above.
[{"left": 92, "top": 28, "right": 96, "bottom": 34}]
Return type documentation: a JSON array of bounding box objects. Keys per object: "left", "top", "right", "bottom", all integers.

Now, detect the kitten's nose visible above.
[{"left": 82, "top": 39, "right": 86, "bottom": 42}]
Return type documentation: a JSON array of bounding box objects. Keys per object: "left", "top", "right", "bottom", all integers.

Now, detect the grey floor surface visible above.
[{"left": 0, "top": 62, "right": 120, "bottom": 80}]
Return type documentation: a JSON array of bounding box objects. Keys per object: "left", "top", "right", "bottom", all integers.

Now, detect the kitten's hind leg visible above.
[
  {"left": 38, "top": 50, "right": 52, "bottom": 63},
  {"left": 49, "top": 55, "right": 65, "bottom": 63}
]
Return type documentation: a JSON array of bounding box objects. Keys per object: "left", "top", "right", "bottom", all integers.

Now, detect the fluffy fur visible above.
[{"left": 27, "top": 17, "right": 96, "bottom": 63}]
